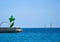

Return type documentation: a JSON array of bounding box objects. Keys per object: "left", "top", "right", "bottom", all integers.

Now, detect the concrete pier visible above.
[{"left": 0, "top": 27, "right": 22, "bottom": 33}]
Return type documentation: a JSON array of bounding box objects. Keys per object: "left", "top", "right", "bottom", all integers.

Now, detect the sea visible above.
[{"left": 0, "top": 28, "right": 60, "bottom": 42}]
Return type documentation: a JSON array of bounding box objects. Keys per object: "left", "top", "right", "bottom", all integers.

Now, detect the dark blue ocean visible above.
[{"left": 0, "top": 28, "right": 60, "bottom": 42}]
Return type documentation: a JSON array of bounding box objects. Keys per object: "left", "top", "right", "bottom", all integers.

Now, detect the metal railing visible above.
[{"left": 0, "top": 21, "right": 10, "bottom": 27}]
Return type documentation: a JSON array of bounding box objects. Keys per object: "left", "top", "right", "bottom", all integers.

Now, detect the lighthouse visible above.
[
  {"left": 9, "top": 15, "right": 15, "bottom": 28},
  {"left": 0, "top": 15, "right": 22, "bottom": 33}
]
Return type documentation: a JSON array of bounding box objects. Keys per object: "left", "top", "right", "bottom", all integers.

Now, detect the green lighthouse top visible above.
[
  {"left": 9, "top": 15, "right": 15, "bottom": 22},
  {"left": 9, "top": 15, "right": 15, "bottom": 28}
]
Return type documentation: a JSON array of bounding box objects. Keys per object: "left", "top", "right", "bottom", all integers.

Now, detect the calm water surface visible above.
[{"left": 0, "top": 28, "right": 60, "bottom": 42}]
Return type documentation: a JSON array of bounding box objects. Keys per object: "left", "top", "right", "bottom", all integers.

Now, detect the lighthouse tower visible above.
[{"left": 9, "top": 15, "right": 15, "bottom": 28}]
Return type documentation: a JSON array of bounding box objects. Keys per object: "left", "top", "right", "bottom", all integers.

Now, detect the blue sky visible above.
[{"left": 0, "top": 0, "right": 60, "bottom": 28}]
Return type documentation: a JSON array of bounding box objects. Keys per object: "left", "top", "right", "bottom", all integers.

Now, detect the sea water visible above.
[{"left": 0, "top": 28, "right": 60, "bottom": 42}]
